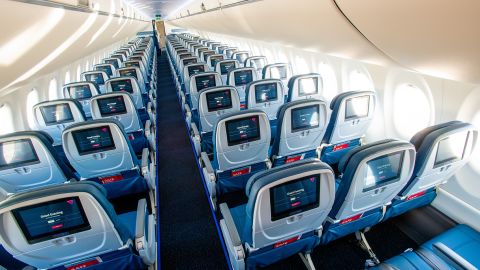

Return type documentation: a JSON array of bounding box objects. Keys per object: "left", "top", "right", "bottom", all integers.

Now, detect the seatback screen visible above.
[
  {"left": 105, "top": 59, "right": 119, "bottom": 69},
  {"left": 111, "top": 55, "right": 123, "bottom": 62},
  {"left": 234, "top": 70, "right": 253, "bottom": 86},
  {"left": 0, "top": 139, "right": 39, "bottom": 170},
  {"left": 40, "top": 104, "right": 75, "bottom": 125},
  {"left": 209, "top": 56, "right": 223, "bottom": 68},
  {"left": 203, "top": 51, "right": 214, "bottom": 62},
  {"left": 179, "top": 53, "right": 192, "bottom": 60},
  {"left": 434, "top": 132, "right": 468, "bottom": 167},
  {"left": 218, "top": 46, "right": 228, "bottom": 54},
  {"left": 254, "top": 82, "right": 278, "bottom": 103},
  {"left": 69, "top": 85, "right": 92, "bottom": 100},
  {"left": 195, "top": 74, "right": 216, "bottom": 91},
  {"left": 95, "top": 65, "right": 113, "bottom": 77},
  {"left": 97, "top": 96, "right": 127, "bottom": 116},
  {"left": 182, "top": 58, "right": 197, "bottom": 66},
  {"left": 220, "top": 61, "right": 236, "bottom": 75},
  {"left": 345, "top": 95, "right": 370, "bottom": 120},
  {"left": 298, "top": 77, "right": 318, "bottom": 96},
  {"left": 225, "top": 115, "right": 261, "bottom": 146},
  {"left": 271, "top": 66, "right": 287, "bottom": 79},
  {"left": 291, "top": 105, "right": 320, "bottom": 132},
  {"left": 270, "top": 175, "right": 320, "bottom": 221},
  {"left": 72, "top": 126, "right": 116, "bottom": 155},
  {"left": 110, "top": 80, "right": 133, "bottom": 93},
  {"left": 206, "top": 90, "right": 232, "bottom": 112},
  {"left": 85, "top": 73, "right": 105, "bottom": 85},
  {"left": 364, "top": 152, "right": 404, "bottom": 192},
  {"left": 187, "top": 65, "right": 205, "bottom": 76},
  {"left": 124, "top": 62, "right": 140, "bottom": 68},
  {"left": 12, "top": 197, "right": 91, "bottom": 244},
  {"left": 119, "top": 69, "right": 138, "bottom": 80},
  {"left": 252, "top": 58, "right": 266, "bottom": 69},
  {"left": 176, "top": 49, "right": 188, "bottom": 54}
]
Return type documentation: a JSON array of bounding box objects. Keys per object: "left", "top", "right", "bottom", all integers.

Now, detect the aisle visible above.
[{"left": 156, "top": 52, "right": 228, "bottom": 269}]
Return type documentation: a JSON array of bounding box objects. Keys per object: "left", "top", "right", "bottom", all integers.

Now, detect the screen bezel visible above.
[
  {"left": 40, "top": 104, "right": 75, "bottom": 125},
  {"left": 0, "top": 139, "right": 40, "bottom": 170},
  {"left": 68, "top": 85, "right": 93, "bottom": 101},
  {"left": 433, "top": 133, "right": 469, "bottom": 168},
  {"left": 12, "top": 197, "right": 91, "bottom": 245},
  {"left": 97, "top": 96, "right": 128, "bottom": 117},
  {"left": 290, "top": 105, "right": 320, "bottom": 133},
  {"left": 205, "top": 90, "right": 233, "bottom": 112},
  {"left": 344, "top": 95, "right": 371, "bottom": 121},
  {"left": 72, "top": 125, "right": 116, "bottom": 156},
  {"left": 225, "top": 115, "right": 261, "bottom": 146},
  {"left": 269, "top": 175, "right": 320, "bottom": 221},
  {"left": 363, "top": 151, "right": 405, "bottom": 192},
  {"left": 254, "top": 82, "right": 278, "bottom": 103}
]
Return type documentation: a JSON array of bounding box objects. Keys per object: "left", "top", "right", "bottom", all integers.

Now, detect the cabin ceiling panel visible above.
[
  {"left": 167, "top": 0, "right": 398, "bottom": 66},
  {"left": 0, "top": 1, "right": 149, "bottom": 91}
]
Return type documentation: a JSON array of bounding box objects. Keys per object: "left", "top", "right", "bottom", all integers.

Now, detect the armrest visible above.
[
  {"left": 184, "top": 103, "right": 191, "bottom": 118},
  {"left": 190, "top": 122, "right": 200, "bottom": 141},
  {"left": 219, "top": 203, "right": 242, "bottom": 247},
  {"left": 432, "top": 243, "right": 476, "bottom": 270},
  {"left": 219, "top": 203, "right": 245, "bottom": 264},
  {"left": 140, "top": 148, "right": 155, "bottom": 190},
  {"left": 135, "top": 198, "right": 156, "bottom": 266},
  {"left": 144, "top": 120, "right": 152, "bottom": 137},
  {"left": 201, "top": 152, "right": 215, "bottom": 181}
]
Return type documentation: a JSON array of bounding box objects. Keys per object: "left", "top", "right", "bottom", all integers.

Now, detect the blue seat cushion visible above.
[
  {"left": 421, "top": 224, "right": 480, "bottom": 267},
  {"left": 118, "top": 211, "right": 138, "bottom": 240}
]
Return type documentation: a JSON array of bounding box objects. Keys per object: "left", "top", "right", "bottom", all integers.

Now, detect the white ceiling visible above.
[{"left": 122, "top": 0, "right": 192, "bottom": 19}]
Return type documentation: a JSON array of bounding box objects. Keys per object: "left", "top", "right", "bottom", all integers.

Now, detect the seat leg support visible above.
[
  {"left": 298, "top": 253, "right": 316, "bottom": 270},
  {"left": 355, "top": 231, "right": 380, "bottom": 265}
]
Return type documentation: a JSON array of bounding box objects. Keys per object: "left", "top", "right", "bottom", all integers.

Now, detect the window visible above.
[
  {"left": 469, "top": 111, "right": 480, "bottom": 173},
  {"left": 64, "top": 71, "right": 71, "bottom": 85},
  {"left": 0, "top": 104, "right": 14, "bottom": 135},
  {"left": 85, "top": 60, "right": 90, "bottom": 71},
  {"left": 48, "top": 78, "right": 58, "bottom": 100},
  {"left": 26, "top": 89, "right": 40, "bottom": 129},
  {"left": 393, "top": 83, "right": 433, "bottom": 138},
  {"left": 318, "top": 63, "right": 338, "bottom": 101}
]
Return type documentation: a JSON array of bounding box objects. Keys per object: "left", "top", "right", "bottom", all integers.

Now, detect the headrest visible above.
[
  {"left": 245, "top": 56, "right": 267, "bottom": 69},
  {"left": 329, "top": 90, "right": 375, "bottom": 110},
  {"left": 245, "top": 79, "right": 284, "bottom": 105},
  {"left": 262, "top": 63, "right": 291, "bottom": 79},
  {"left": 215, "top": 60, "right": 240, "bottom": 75},
  {"left": 245, "top": 158, "right": 332, "bottom": 197},
  {"left": 189, "top": 72, "right": 221, "bottom": 92},
  {"left": 410, "top": 121, "right": 462, "bottom": 151},
  {"left": 63, "top": 81, "right": 100, "bottom": 98},
  {"left": 287, "top": 73, "right": 323, "bottom": 98},
  {"left": 82, "top": 71, "right": 108, "bottom": 85}
]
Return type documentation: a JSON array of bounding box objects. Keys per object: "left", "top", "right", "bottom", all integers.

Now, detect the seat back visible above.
[
  {"left": 213, "top": 110, "right": 270, "bottom": 171},
  {"left": 287, "top": 73, "right": 324, "bottom": 102},
  {"left": 33, "top": 99, "right": 87, "bottom": 145},
  {"left": 111, "top": 53, "right": 126, "bottom": 63},
  {"left": 400, "top": 121, "right": 478, "bottom": 198},
  {"left": 207, "top": 54, "right": 225, "bottom": 71},
  {"left": 180, "top": 57, "right": 198, "bottom": 73},
  {"left": 224, "top": 47, "right": 238, "bottom": 59},
  {"left": 103, "top": 58, "right": 121, "bottom": 69},
  {"left": 94, "top": 64, "right": 115, "bottom": 77},
  {"left": 195, "top": 46, "right": 209, "bottom": 57},
  {"left": 0, "top": 131, "right": 74, "bottom": 200},
  {"left": 198, "top": 86, "right": 241, "bottom": 133},
  {"left": 244, "top": 159, "right": 335, "bottom": 248},
  {"left": 62, "top": 119, "right": 136, "bottom": 179},
  {"left": 323, "top": 91, "right": 376, "bottom": 145},
  {"left": 227, "top": 67, "right": 258, "bottom": 103},
  {"left": 215, "top": 59, "right": 240, "bottom": 84},
  {"left": 62, "top": 82, "right": 100, "bottom": 118},
  {"left": 245, "top": 56, "right": 267, "bottom": 77},
  {"left": 182, "top": 63, "right": 209, "bottom": 87},
  {"left": 272, "top": 99, "right": 328, "bottom": 160},
  {"left": 82, "top": 71, "right": 109, "bottom": 93},
  {"left": 262, "top": 63, "right": 293, "bottom": 94},
  {"left": 331, "top": 139, "right": 415, "bottom": 220},
  {"left": 105, "top": 77, "right": 144, "bottom": 109},
  {"left": 0, "top": 182, "right": 129, "bottom": 269},
  {"left": 123, "top": 60, "right": 147, "bottom": 80},
  {"left": 245, "top": 79, "right": 285, "bottom": 120},
  {"left": 200, "top": 50, "right": 216, "bottom": 63},
  {"left": 116, "top": 67, "right": 146, "bottom": 94},
  {"left": 90, "top": 93, "right": 142, "bottom": 134},
  {"left": 217, "top": 45, "right": 229, "bottom": 54},
  {"left": 188, "top": 72, "right": 222, "bottom": 111},
  {"left": 232, "top": 51, "right": 250, "bottom": 64}
]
